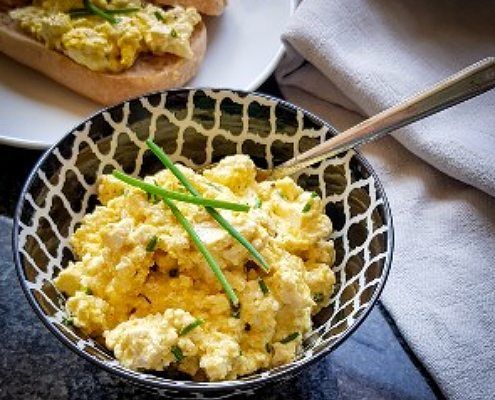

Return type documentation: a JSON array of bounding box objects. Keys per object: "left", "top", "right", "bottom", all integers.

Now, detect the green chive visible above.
[
  {"left": 83, "top": 0, "right": 117, "bottom": 24},
  {"left": 62, "top": 316, "right": 74, "bottom": 326},
  {"left": 254, "top": 197, "right": 262, "bottom": 209},
  {"left": 280, "top": 332, "right": 300, "bottom": 344},
  {"left": 179, "top": 319, "right": 204, "bottom": 336},
  {"left": 265, "top": 343, "right": 273, "bottom": 353},
  {"left": 146, "top": 140, "right": 269, "bottom": 273},
  {"left": 205, "top": 182, "right": 222, "bottom": 191},
  {"left": 258, "top": 278, "right": 269, "bottom": 296},
  {"left": 313, "top": 292, "right": 324, "bottom": 303},
  {"left": 69, "top": 7, "right": 139, "bottom": 15},
  {"left": 163, "top": 197, "right": 239, "bottom": 306},
  {"left": 154, "top": 11, "right": 163, "bottom": 21},
  {"left": 302, "top": 200, "right": 313, "bottom": 213},
  {"left": 170, "top": 28, "right": 178, "bottom": 38},
  {"left": 113, "top": 170, "right": 249, "bottom": 212},
  {"left": 82, "top": 286, "right": 93, "bottom": 295},
  {"left": 311, "top": 191, "right": 318, "bottom": 198},
  {"left": 171, "top": 345, "right": 184, "bottom": 362},
  {"left": 278, "top": 192, "right": 288, "bottom": 200},
  {"left": 146, "top": 235, "right": 159, "bottom": 252}
]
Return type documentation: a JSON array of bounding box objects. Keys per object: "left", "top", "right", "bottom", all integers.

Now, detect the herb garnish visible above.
[
  {"left": 313, "top": 292, "right": 324, "bottom": 303},
  {"left": 154, "top": 11, "right": 164, "bottom": 21},
  {"left": 82, "top": 286, "right": 93, "bottom": 295},
  {"left": 254, "top": 197, "right": 262, "bottom": 208},
  {"left": 146, "top": 235, "right": 159, "bottom": 252},
  {"left": 179, "top": 319, "right": 204, "bottom": 336},
  {"left": 302, "top": 192, "right": 319, "bottom": 213},
  {"left": 280, "top": 332, "right": 300, "bottom": 344},
  {"left": 170, "top": 28, "right": 178, "bottom": 38},
  {"left": 82, "top": 0, "right": 117, "bottom": 24},
  {"left": 171, "top": 345, "right": 184, "bottom": 362},
  {"left": 113, "top": 170, "right": 250, "bottom": 212},
  {"left": 163, "top": 197, "right": 239, "bottom": 306},
  {"left": 258, "top": 278, "right": 269, "bottom": 296},
  {"left": 62, "top": 316, "right": 74, "bottom": 326},
  {"left": 146, "top": 140, "right": 269, "bottom": 273}
]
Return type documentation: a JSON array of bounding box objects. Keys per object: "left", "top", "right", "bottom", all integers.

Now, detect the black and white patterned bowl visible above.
[{"left": 12, "top": 89, "right": 393, "bottom": 398}]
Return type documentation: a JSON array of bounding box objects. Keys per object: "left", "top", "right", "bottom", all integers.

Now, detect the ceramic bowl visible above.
[{"left": 13, "top": 89, "right": 393, "bottom": 398}]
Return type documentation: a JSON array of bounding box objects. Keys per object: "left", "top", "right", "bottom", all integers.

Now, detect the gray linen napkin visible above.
[
  {"left": 275, "top": 1, "right": 495, "bottom": 399},
  {"left": 276, "top": 0, "right": 495, "bottom": 197}
]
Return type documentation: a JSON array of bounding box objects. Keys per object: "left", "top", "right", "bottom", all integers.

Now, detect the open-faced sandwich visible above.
[{"left": 0, "top": 0, "right": 215, "bottom": 104}]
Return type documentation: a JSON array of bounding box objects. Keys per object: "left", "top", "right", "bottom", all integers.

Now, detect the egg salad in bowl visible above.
[
  {"left": 14, "top": 88, "right": 392, "bottom": 396},
  {"left": 54, "top": 150, "right": 336, "bottom": 381}
]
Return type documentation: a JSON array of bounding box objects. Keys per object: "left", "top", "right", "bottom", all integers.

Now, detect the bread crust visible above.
[
  {"left": 154, "top": 0, "right": 225, "bottom": 16},
  {"left": 0, "top": 13, "right": 207, "bottom": 105}
]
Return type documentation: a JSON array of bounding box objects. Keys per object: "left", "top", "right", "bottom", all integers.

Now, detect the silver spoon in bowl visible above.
[{"left": 243, "top": 57, "right": 494, "bottom": 181}]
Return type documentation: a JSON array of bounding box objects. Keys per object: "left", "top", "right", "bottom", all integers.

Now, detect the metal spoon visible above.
[{"left": 252, "top": 57, "right": 494, "bottom": 180}]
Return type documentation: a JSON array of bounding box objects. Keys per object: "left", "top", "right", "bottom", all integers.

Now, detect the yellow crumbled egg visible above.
[
  {"left": 54, "top": 155, "right": 336, "bottom": 381},
  {"left": 9, "top": 0, "right": 201, "bottom": 72}
]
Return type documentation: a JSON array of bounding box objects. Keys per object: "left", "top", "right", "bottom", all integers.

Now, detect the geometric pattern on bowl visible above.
[{"left": 13, "top": 89, "right": 393, "bottom": 398}]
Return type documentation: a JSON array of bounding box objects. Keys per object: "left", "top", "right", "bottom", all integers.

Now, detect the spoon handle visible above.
[{"left": 273, "top": 57, "right": 495, "bottom": 178}]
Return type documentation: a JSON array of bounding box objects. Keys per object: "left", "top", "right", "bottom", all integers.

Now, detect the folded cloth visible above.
[
  {"left": 276, "top": 1, "right": 495, "bottom": 399},
  {"left": 276, "top": 0, "right": 495, "bottom": 197}
]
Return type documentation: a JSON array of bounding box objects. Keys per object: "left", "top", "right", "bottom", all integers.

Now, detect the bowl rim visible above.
[{"left": 12, "top": 87, "right": 394, "bottom": 393}]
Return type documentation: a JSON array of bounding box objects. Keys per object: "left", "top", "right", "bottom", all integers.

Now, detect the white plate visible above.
[{"left": 0, "top": 0, "right": 295, "bottom": 149}]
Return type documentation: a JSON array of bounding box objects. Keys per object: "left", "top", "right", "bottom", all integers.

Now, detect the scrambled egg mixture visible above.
[
  {"left": 55, "top": 155, "right": 336, "bottom": 381},
  {"left": 9, "top": 0, "right": 201, "bottom": 72}
]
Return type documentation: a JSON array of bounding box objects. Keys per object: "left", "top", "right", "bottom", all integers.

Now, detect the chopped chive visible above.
[
  {"left": 114, "top": 170, "right": 248, "bottom": 211},
  {"left": 168, "top": 268, "right": 179, "bottom": 278},
  {"left": 265, "top": 343, "right": 273, "bottom": 353},
  {"left": 163, "top": 197, "right": 239, "bottom": 306},
  {"left": 170, "top": 28, "right": 178, "bottom": 38},
  {"left": 171, "top": 345, "right": 184, "bottom": 362},
  {"left": 146, "top": 235, "right": 159, "bottom": 252},
  {"left": 205, "top": 182, "right": 222, "bottom": 191},
  {"left": 69, "top": 7, "right": 139, "bottom": 16},
  {"left": 278, "top": 192, "right": 288, "bottom": 200},
  {"left": 258, "top": 278, "right": 269, "bottom": 296},
  {"left": 62, "top": 316, "right": 74, "bottom": 326},
  {"left": 82, "top": 286, "right": 93, "bottom": 295},
  {"left": 254, "top": 197, "right": 262, "bottom": 208},
  {"left": 311, "top": 191, "right": 318, "bottom": 198},
  {"left": 113, "top": 170, "right": 249, "bottom": 212},
  {"left": 147, "top": 191, "right": 159, "bottom": 204},
  {"left": 154, "top": 11, "right": 164, "bottom": 20},
  {"left": 146, "top": 140, "right": 269, "bottom": 273},
  {"left": 313, "top": 292, "right": 324, "bottom": 303},
  {"left": 83, "top": 0, "right": 117, "bottom": 24},
  {"left": 302, "top": 200, "right": 313, "bottom": 213},
  {"left": 280, "top": 332, "right": 300, "bottom": 344},
  {"left": 179, "top": 319, "right": 204, "bottom": 336}
]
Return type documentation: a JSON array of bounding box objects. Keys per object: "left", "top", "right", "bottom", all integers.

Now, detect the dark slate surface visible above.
[{"left": 0, "top": 77, "right": 440, "bottom": 399}]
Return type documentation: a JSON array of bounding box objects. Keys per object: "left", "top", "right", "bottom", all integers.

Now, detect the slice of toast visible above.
[
  {"left": 154, "top": 0, "right": 226, "bottom": 16},
  {"left": 0, "top": 13, "right": 207, "bottom": 105}
]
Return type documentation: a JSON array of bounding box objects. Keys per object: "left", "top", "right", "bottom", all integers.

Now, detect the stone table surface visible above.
[{"left": 0, "top": 78, "right": 442, "bottom": 399}]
